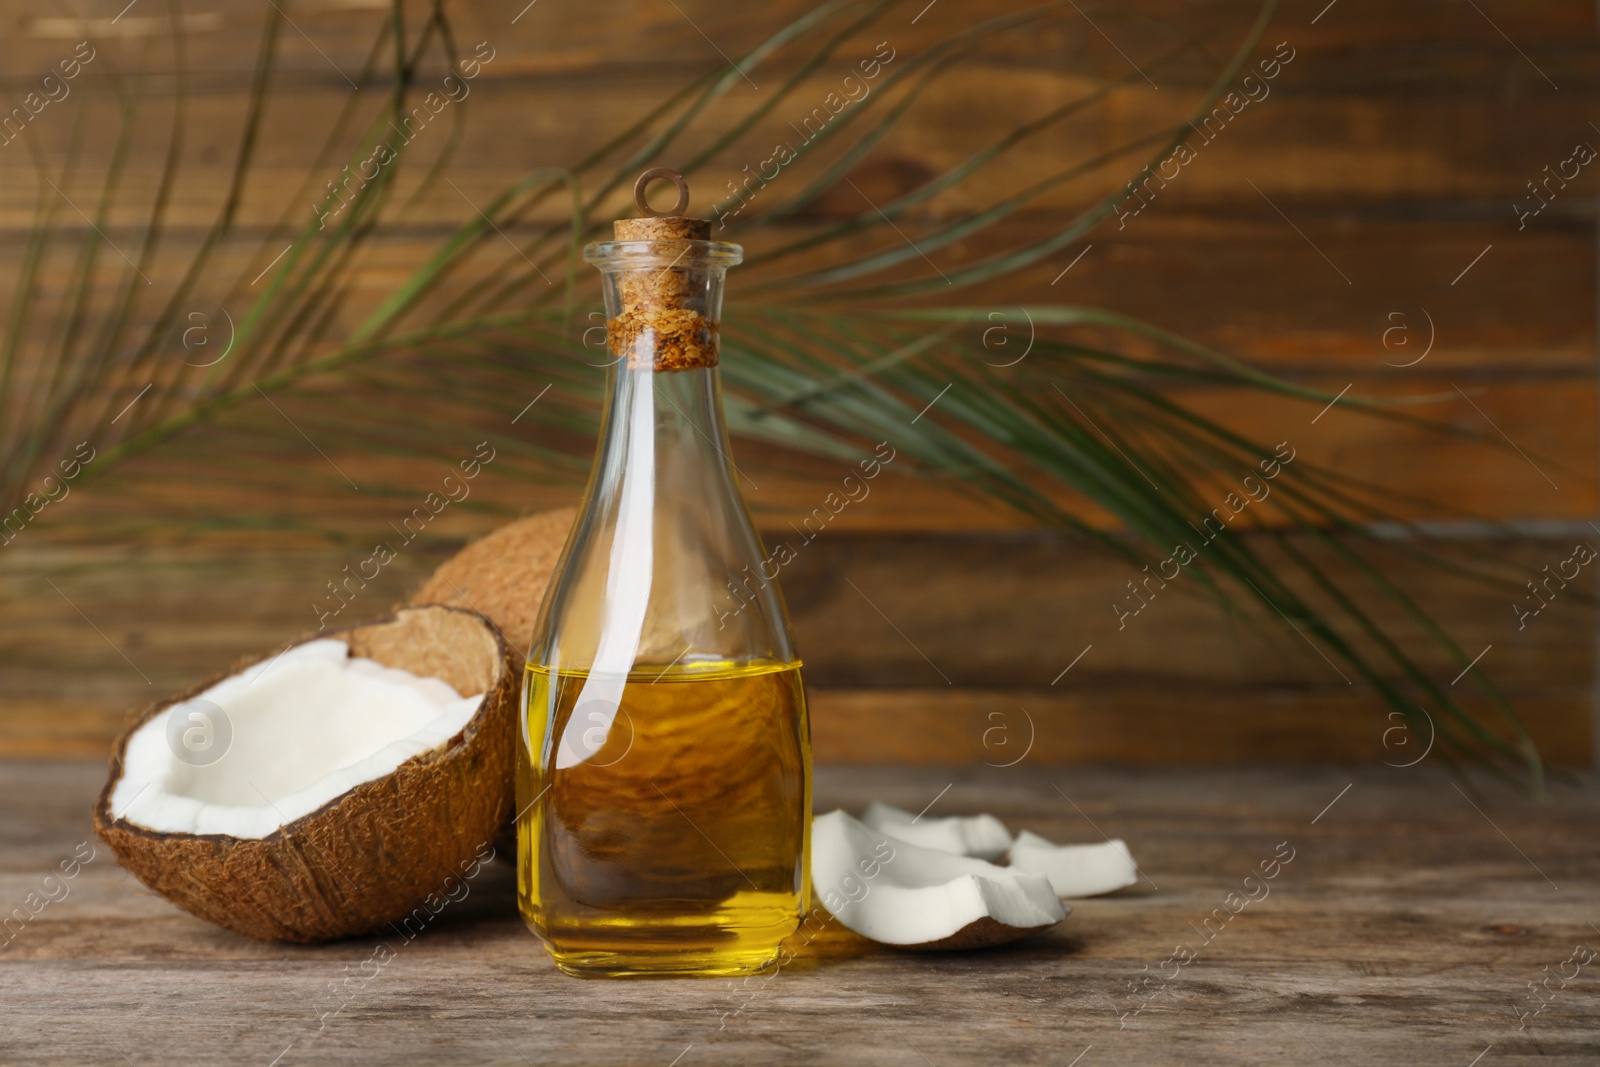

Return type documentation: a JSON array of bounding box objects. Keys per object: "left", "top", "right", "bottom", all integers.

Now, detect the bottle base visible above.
[
  {"left": 522, "top": 890, "right": 804, "bottom": 979},
  {"left": 545, "top": 945, "right": 782, "bottom": 979}
]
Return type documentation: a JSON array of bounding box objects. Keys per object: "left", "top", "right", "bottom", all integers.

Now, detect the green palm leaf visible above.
[{"left": 0, "top": 0, "right": 1551, "bottom": 787}]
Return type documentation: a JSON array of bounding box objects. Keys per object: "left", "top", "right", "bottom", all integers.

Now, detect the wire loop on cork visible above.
[
  {"left": 616, "top": 168, "right": 710, "bottom": 242},
  {"left": 634, "top": 167, "right": 690, "bottom": 218}
]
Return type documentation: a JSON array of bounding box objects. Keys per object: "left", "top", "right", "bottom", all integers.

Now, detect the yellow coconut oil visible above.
[{"left": 517, "top": 660, "right": 810, "bottom": 977}]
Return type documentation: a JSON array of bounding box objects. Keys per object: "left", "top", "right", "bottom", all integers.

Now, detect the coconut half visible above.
[
  {"left": 859, "top": 801, "right": 1013, "bottom": 860},
  {"left": 1008, "top": 830, "right": 1139, "bottom": 898},
  {"left": 812, "top": 810, "right": 1065, "bottom": 950},
  {"left": 93, "top": 606, "right": 517, "bottom": 943}
]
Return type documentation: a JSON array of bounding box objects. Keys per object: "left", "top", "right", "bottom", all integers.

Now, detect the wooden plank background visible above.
[{"left": 0, "top": 0, "right": 1595, "bottom": 763}]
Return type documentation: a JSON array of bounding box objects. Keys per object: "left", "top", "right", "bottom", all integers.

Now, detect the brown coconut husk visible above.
[
  {"left": 896, "top": 914, "right": 1060, "bottom": 951},
  {"left": 409, "top": 507, "right": 577, "bottom": 661},
  {"left": 92, "top": 605, "right": 517, "bottom": 943}
]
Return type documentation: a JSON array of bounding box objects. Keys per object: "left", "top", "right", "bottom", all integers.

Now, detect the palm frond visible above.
[{"left": 0, "top": 0, "right": 1551, "bottom": 786}]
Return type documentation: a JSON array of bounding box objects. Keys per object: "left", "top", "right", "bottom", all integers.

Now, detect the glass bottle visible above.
[{"left": 516, "top": 170, "right": 812, "bottom": 978}]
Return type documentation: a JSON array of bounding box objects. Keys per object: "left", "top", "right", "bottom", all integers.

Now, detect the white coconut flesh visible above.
[
  {"left": 859, "top": 801, "right": 1013, "bottom": 860},
  {"left": 108, "top": 639, "right": 484, "bottom": 840},
  {"left": 812, "top": 810, "right": 1065, "bottom": 946},
  {"left": 1008, "top": 830, "right": 1139, "bottom": 898}
]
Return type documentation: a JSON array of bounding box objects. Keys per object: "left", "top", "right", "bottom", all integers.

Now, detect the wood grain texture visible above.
[
  {"left": 2, "top": 760, "right": 1596, "bottom": 1065},
  {"left": 809, "top": 688, "right": 1592, "bottom": 766},
  {"left": 1, "top": 529, "right": 1590, "bottom": 764},
  {"left": 0, "top": 0, "right": 1592, "bottom": 529},
  {"left": 0, "top": 0, "right": 1594, "bottom": 764}
]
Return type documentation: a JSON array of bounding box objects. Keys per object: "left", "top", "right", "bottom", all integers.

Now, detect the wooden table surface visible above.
[{"left": 3, "top": 760, "right": 1597, "bottom": 1066}]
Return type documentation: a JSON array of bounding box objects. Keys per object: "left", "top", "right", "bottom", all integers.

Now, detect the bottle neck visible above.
[
  {"left": 595, "top": 363, "right": 736, "bottom": 500},
  {"left": 531, "top": 234, "right": 793, "bottom": 680},
  {"left": 590, "top": 247, "right": 739, "bottom": 506}
]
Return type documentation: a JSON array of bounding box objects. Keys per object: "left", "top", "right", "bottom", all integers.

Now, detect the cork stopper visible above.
[
  {"left": 607, "top": 168, "right": 719, "bottom": 372},
  {"left": 614, "top": 217, "right": 711, "bottom": 241}
]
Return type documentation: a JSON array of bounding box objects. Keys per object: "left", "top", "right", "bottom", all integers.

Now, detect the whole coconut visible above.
[{"left": 410, "top": 507, "right": 576, "bottom": 660}]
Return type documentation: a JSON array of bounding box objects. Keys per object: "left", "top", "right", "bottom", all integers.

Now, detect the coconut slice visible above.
[
  {"left": 1008, "top": 830, "right": 1139, "bottom": 898},
  {"left": 859, "top": 801, "right": 1013, "bottom": 860},
  {"left": 94, "top": 606, "right": 517, "bottom": 943},
  {"left": 812, "top": 810, "right": 1065, "bottom": 950}
]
